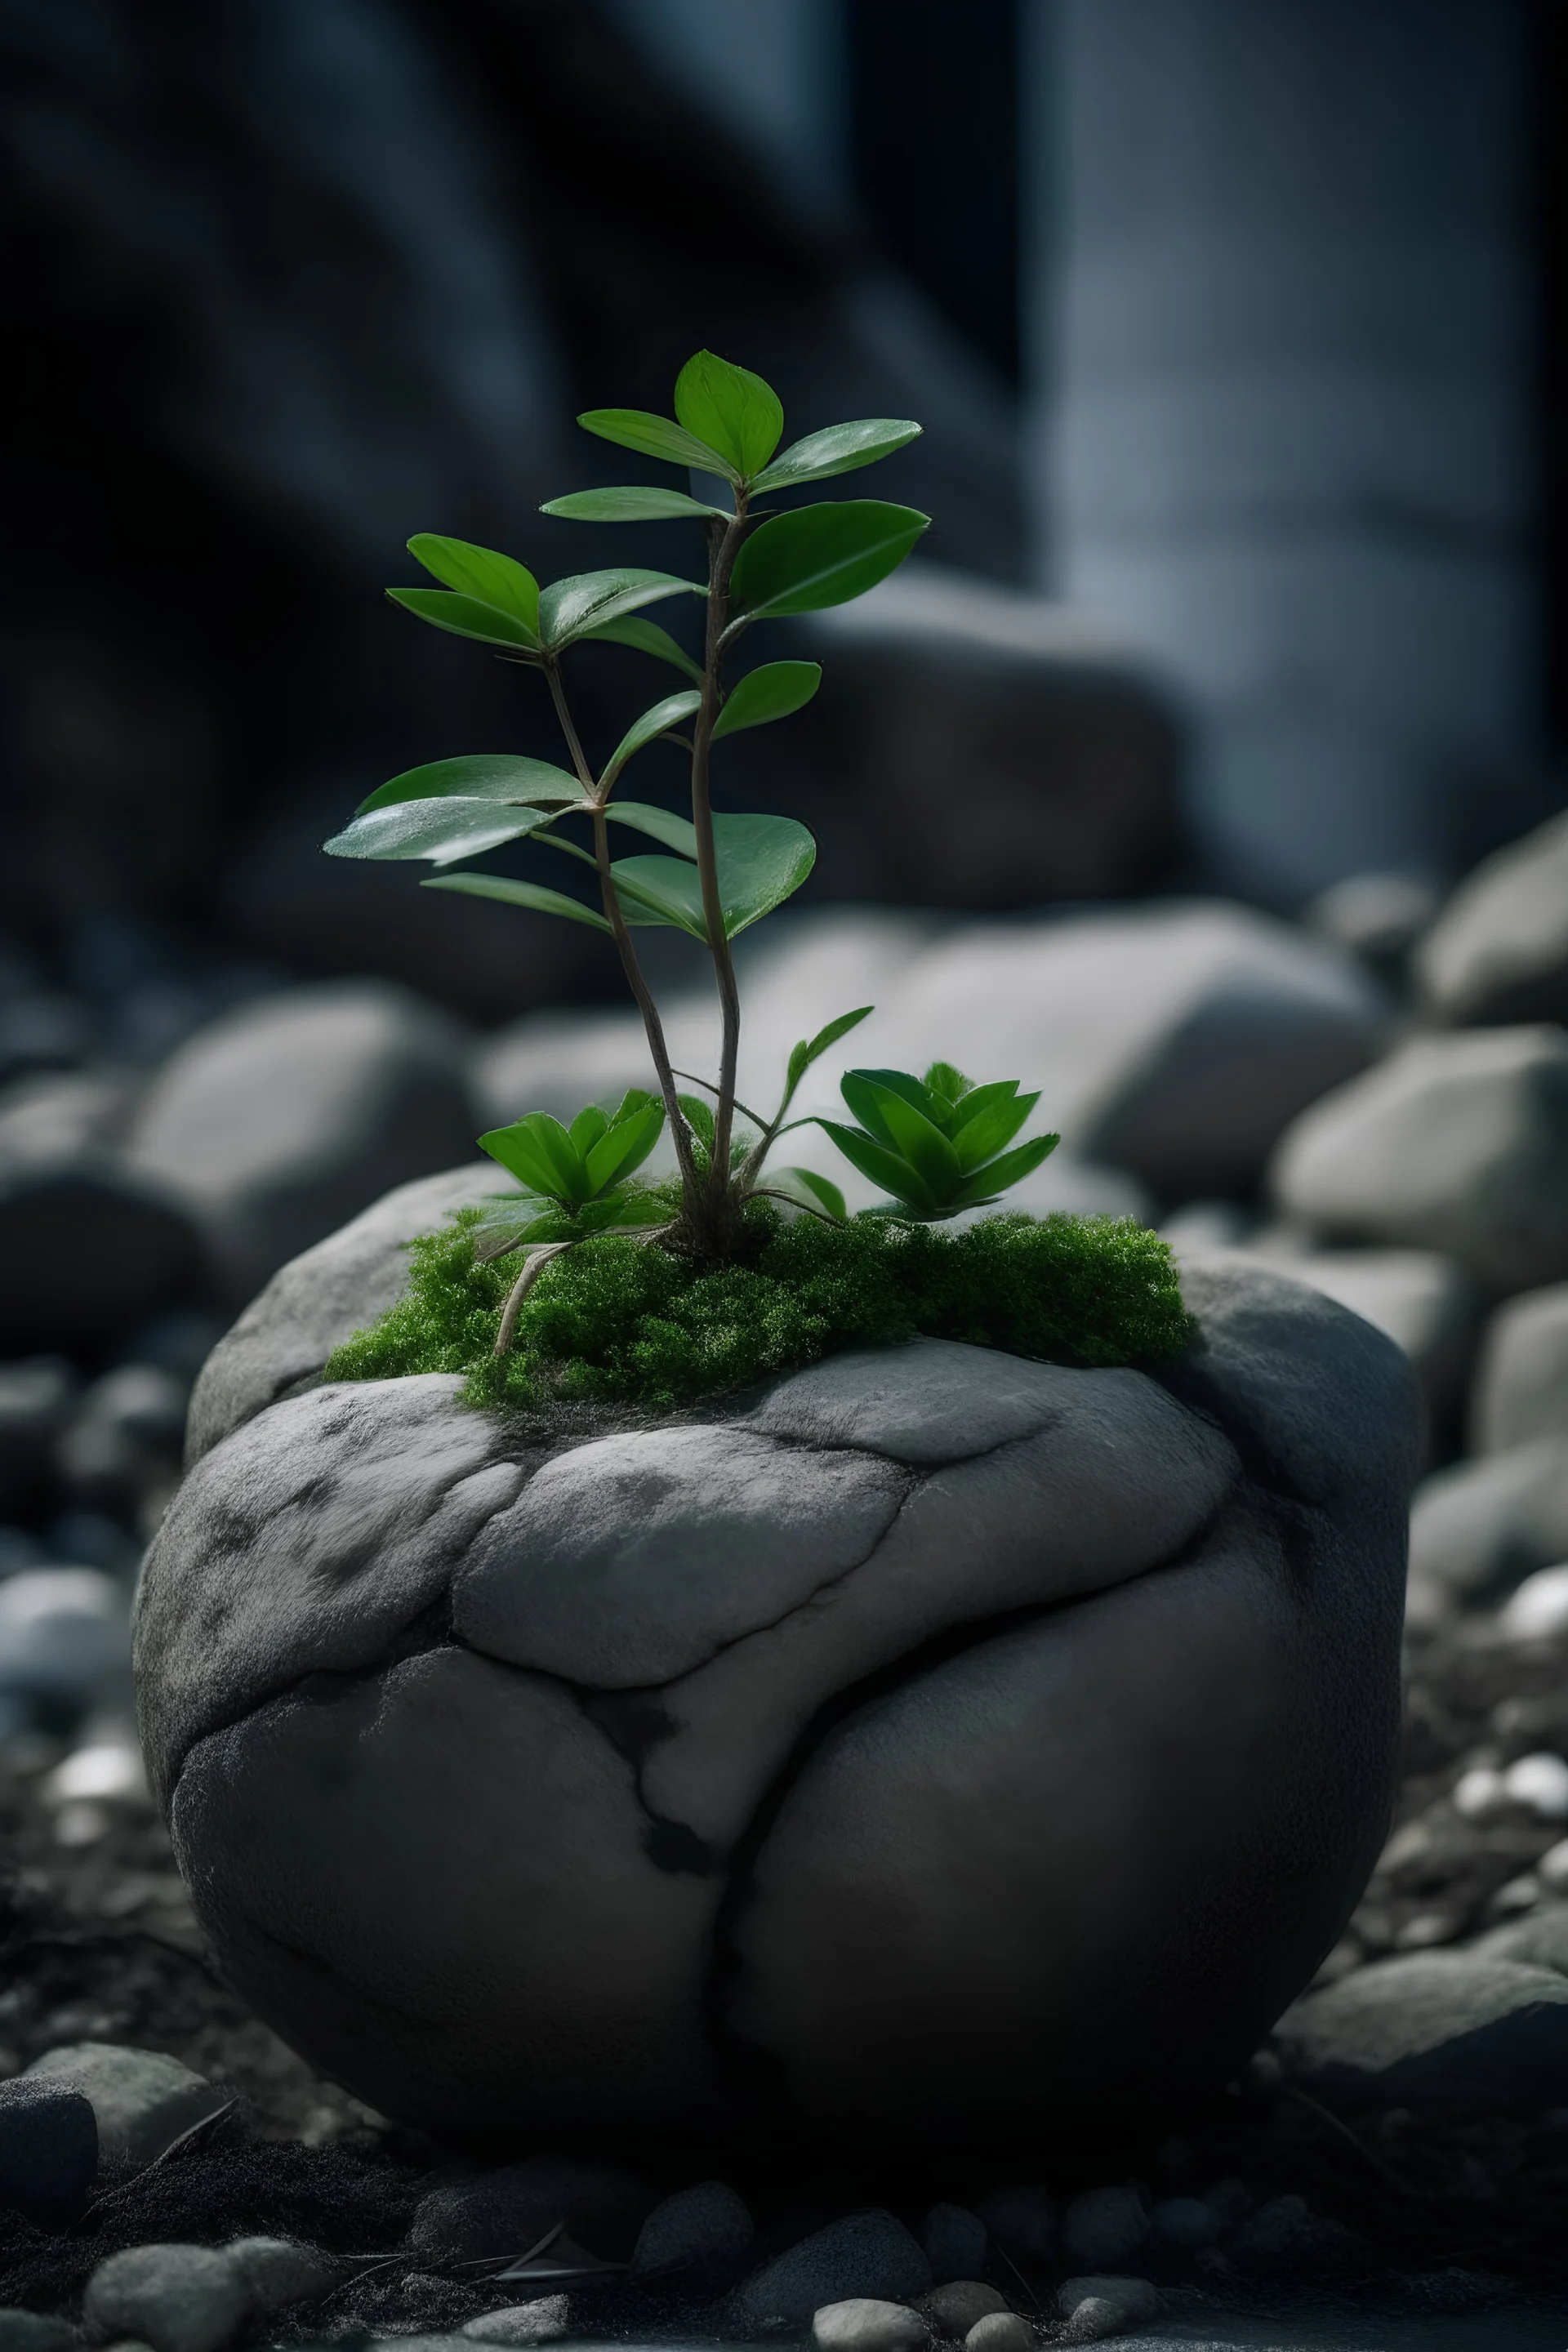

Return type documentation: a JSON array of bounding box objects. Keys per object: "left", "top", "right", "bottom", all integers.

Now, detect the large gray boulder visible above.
[
  {"left": 1470, "top": 1281, "right": 1568, "bottom": 1454},
  {"left": 1274, "top": 1952, "right": 1568, "bottom": 2114},
  {"left": 1270, "top": 1026, "right": 1568, "bottom": 1295},
  {"left": 136, "top": 1204, "right": 1419, "bottom": 2160},
  {"left": 127, "top": 982, "right": 477, "bottom": 1305},
  {"left": 1405, "top": 1441, "right": 1568, "bottom": 1627},
  {"left": 1416, "top": 808, "right": 1568, "bottom": 1027}
]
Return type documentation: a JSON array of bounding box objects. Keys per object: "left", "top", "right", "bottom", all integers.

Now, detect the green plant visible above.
[{"left": 320, "top": 350, "right": 1114, "bottom": 1362}]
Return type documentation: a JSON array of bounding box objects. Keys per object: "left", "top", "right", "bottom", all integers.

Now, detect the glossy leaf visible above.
[
  {"left": 600, "top": 690, "right": 702, "bottom": 788},
  {"left": 539, "top": 568, "right": 704, "bottom": 652},
  {"left": 711, "top": 660, "right": 822, "bottom": 741},
  {"left": 568, "top": 1105, "right": 609, "bottom": 1154},
  {"left": 610, "top": 855, "right": 707, "bottom": 938},
  {"left": 577, "top": 408, "right": 737, "bottom": 479},
  {"left": 924, "top": 1062, "right": 973, "bottom": 1116},
  {"left": 817, "top": 1119, "right": 938, "bottom": 1215},
  {"left": 470, "top": 1200, "right": 578, "bottom": 1260},
  {"left": 604, "top": 801, "right": 699, "bottom": 858},
  {"left": 386, "top": 587, "right": 537, "bottom": 650},
  {"left": 541, "top": 486, "right": 730, "bottom": 523},
  {"left": 785, "top": 1004, "right": 874, "bottom": 1093},
  {"left": 948, "top": 1133, "right": 1060, "bottom": 1209},
  {"left": 356, "top": 754, "right": 585, "bottom": 815},
  {"left": 775, "top": 1167, "right": 848, "bottom": 1222},
  {"left": 840, "top": 1067, "right": 935, "bottom": 1148},
  {"left": 729, "top": 501, "right": 929, "bottom": 620},
  {"left": 584, "top": 1099, "right": 665, "bottom": 1192},
  {"left": 408, "top": 535, "right": 540, "bottom": 637},
  {"left": 323, "top": 799, "right": 555, "bottom": 866},
  {"left": 674, "top": 350, "right": 783, "bottom": 479},
  {"left": 421, "top": 874, "right": 612, "bottom": 933},
  {"left": 949, "top": 1083, "right": 1039, "bottom": 1171},
  {"left": 609, "top": 812, "right": 814, "bottom": 941},
  {"left": 479, "top": 1113, "right": 584, "bottom": 1200},
  {"left": 752, "top": 417, "right": 923, "bottom": 492},
  {"left": 581, "top": 612, "right": 705, "bottom": 685},
  {"left": 860, "top": 1081, "right": 962, "bottom": 1194}
]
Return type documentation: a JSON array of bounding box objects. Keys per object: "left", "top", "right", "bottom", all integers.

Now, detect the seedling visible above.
[{"left": 325, "top": 351, "right": 1062, "bottom": 1351}]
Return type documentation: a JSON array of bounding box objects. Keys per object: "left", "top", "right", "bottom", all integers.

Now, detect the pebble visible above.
[
  {"left": 1057, "top": 2277, "right": 1160, "bottom": 2343},
  {"left": 973, "top": 2182, "right": 1056, "bottom": 2262},
  {"left": 1150, "top": 2194, "right": 1220, "bottom": 2249},
  {"left": 923, "top": 2283, "right": 1011, "bottom": 2336},
  {"left": 24, "top": 2043, "right": 225, "bottom": 2170},
  {"left": 962, "top": 2315, "right": 1033, "bottom": 2352},
  {"left": 463, "top": 2300, "right": 571, "bottom": 2345},
  {"left": 83, "top": 2244, "right": 250, "bottom": 2352},
  {"left": 0, "top": 2314, "right": 77, "bottom": 2352},
  {"left": 1499, "top": 1562, "right": 1568, "bottom": 1641},
  {"left": 0, "top": 2076, "right": 97, "bottom": 2224},
  {"left": 1502, "top": 1752, "right": 1568, "bottom": 1820},
  {"left": 1275, "top": 1951, "right": 1568, "bottom": 2112},
  {"left": 919, "top": 2204, "right": 987, "bottom": 2285},
  {"left": 630, "top": 2179, "right": 753, "bottom": 2277},
  {"left": 812, "top": 2298, "right": 932, "bottom": 2352},
  {"left": 1058, "top": 2186, "right": 1151, "bottom": 2274},
  {"left": 1453, "top": 1766, "right": 1510, "bottom": 1821},
  {"left": 224, "top": 2235, "right": 338, "bottom": 2313},
  {"left": 736, "top": 2212, "right": 933, "bottom": 2328},
  {"left": 0, "top": 1570, "right": 128, "bottom": 1704},
  {"left": 1539, "top": 1837, "right": 1568, "bottom": 1895}
]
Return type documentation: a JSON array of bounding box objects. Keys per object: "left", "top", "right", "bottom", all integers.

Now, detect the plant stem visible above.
[
  {"left": 542, "top": 658, "right": 700, "bottom": 1200},
  {"left": 493, "top": 1241, "right": 576, "bottom": 1357},
  {"left": 691, "top": 500, "right": 749, "bottom": 1212}
]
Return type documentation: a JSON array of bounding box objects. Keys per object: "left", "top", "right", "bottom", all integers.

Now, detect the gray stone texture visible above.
[
  {"left": 1417, "top": 809, "right": 1568, "bottom": 1027},
  {"left": 127, "top": 981, "right": 477, "bottom": 1306},
  {"left": 736, "top": 2213, "right": 933, "bottom": 2328},
  {"left": 1406, "top": 1443, "right": 1568, "bottom": 1626},
  {"left": 812, "top": 2298, "right": 932, "bottom": 2352},
  {"left": 918, "top": 2205, "right": 988, "bottom": 2286},
  {"left": 464, "top": 2301, "right": 569, "bottom": 2344},
  {"left": 924, "top": 2284, "right": 1012, "bottom": 2336},
  {"left": 630, "top": 2180, "right": 754, "bottom": 2276},
  {"left": 1059, "top": 2189, "right": 1152, "bottom": 2275},
  {"left": 1274, "top": 1952, "right": 1568, "bottom": 2113},
  {"left": 83, "top": 2244, "right": 250, "bottom": 2352},
  {"left": 1269, "top": 1027, "right": 1568, "bottom": 1296},
  {"left": 135, "top": 1198, "right": 1419, "bottom": 2159},
  {"left": 408, "top": 2158, "right": 648, "bottom": 2262},
  {"left": 0, "top": 2316, "right": 76, "bottom": 2352},
  {"left": 24, "top": 2042, "right": 225, "bottom": 2171},
  {"left": 1470, "top": 1281, "right": 1568, "bottom": 1454},
  {"left": 185, "top": 1165, "right": 510, "bottom": 1464}
]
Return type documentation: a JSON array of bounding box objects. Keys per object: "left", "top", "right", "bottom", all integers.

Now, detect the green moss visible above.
[{"left": 324, "top": 1205, "right": 1195, "bottom": 1414}]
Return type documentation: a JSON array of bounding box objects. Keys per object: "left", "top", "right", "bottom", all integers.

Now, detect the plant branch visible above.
[
  {"left": 543, "top": 659, "right": 700, "bottom": 1200},
  {"left": 670, "top": 1067, "right": 769, "bottom": 1133},
  {"left": 690, "top": 499, "right": 751, "bottom": 1212},
  {"left": 493, "top": 1241, "right": 576, "bottom": 1358}
]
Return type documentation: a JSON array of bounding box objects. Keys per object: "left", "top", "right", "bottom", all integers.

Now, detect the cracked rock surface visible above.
[{"left": 134, "top": 1179, "right": 1421, "bottom": 2158}]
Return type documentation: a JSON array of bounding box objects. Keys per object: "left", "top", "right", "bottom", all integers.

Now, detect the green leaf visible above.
[
  {"left": 604, "top": 802, "right": 699, "bottom": 858},
  {"left": 386, "top": 587, "right": 538, "bottom": 650},
  {"left": 924, "top": 1062, "right": 975, "bottom": 1116},
  {"left": 611, "top": 811, "right": 815, "bottom": 941},
  {"left": 577, "top": 408, "right": 737, "bottom": 480},
  {"left": 541, "top": 486, "right": 730, "bottom": 523},
  {"left": 323, "top": 799, "right": 557, "bottom": 866},
  {"left": 479, "top": 1114, "right": 585, "bottom": 1200},
  {"left": 421, "top": 874, "right": 612, "bottom": 933},
  {"left": 729, "top": 501, "right": 929, "bottom": 620},
  {"left": 786, "top": 1004, "right": 875, "bottom": 1092},
  {"left": 408, "top": 535, "right": 540, "bottom": 637},
  {"left": 610, "top": 1087, "right": 660, "bottom": 1123},
  {"left": 948, "top": 1132, "right": 1061, "bottom": 1209},
  {"left": 581, "top": 613, "right": 705, "bottom": 685},
  {"left": 674, "top": 350, "right": 784, "bottom": 479},
  {"left": 471, "top": 1200, "right": 581, "bottom": 1261},
  {"left": 840, "top": 1067, "right": 936, "bottom": 1147},
  {"left": 584, "top": 1098, "right": 665, "bottom": 1193},
  {"left": 859, "top": 1083, "right": 962, "bottom": 1195},
  {"left": 600, "top": 690, "right": 702, "bottom": 789},
  {"left": 539, "top": 569, "right": 705, "bottom": 652},
  {"left": 817, "top": 1119, "right": 938, "bottom": 1216},
  {"left": 949, "top": 1084, "right": 1038, "bottom": 1172},
  {"left": 568, "top": 1106, "right": 609, "bottom": 1154},
  {"left": 752, "top": 417, "right": 923, "bottom": 492},
  {"left": 356, "top": 754, "right": 586, "bottom": 815},
  {"left": 711, "top": 661, "right": 822, "bottom": 741},
  {"left": 775, "top": 1167, "right": 848, "bottom": 1222},
  {"left": 676, "top": 1093, "right": 716, "bottom": 1151}
]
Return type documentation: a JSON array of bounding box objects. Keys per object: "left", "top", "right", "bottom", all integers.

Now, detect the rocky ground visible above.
[{"left": 2, "top": 808, "right": 1568, "bottom": 2345}]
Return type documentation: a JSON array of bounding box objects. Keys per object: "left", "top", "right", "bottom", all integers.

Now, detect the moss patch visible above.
[{"left": 324, "top": 1205, "right": 1195, "bottom": 1413}]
